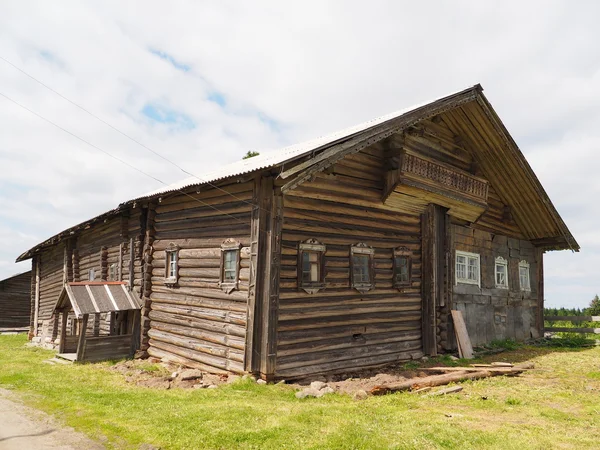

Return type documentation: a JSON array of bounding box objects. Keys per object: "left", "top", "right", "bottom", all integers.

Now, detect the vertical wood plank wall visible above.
[
  {"left": 0, "top": 271, "right": 31, "bottom": 328},
  {"left": 146, "top": 182, "right": 253, "bottom": 373},
  {"left": 276, "top": 148, "right": 424, "bottom": 379}
]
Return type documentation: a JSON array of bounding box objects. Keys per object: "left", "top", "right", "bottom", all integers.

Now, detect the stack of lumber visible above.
[{"left": 370, "top": 362, "right": 534, "bottom": 395}]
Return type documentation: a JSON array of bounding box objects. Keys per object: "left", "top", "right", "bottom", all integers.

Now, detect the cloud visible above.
[{"left": 0, "top": 0, "right": 599, "bottom": 309}]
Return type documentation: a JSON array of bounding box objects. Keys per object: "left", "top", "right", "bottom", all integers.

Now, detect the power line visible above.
[
  {"left": 0, "top": 91, "right": 307, "bottom": 251},
  {"left": 0, "top": 91, "right": 256, "bottom": 233},
  {"left": 0, "top": 55, "right": 336, "bottom": 230}
]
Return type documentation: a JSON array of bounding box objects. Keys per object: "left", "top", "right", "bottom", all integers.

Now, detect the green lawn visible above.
[{"left": 1, "top": 335, "right": 600, "bottom": 449}]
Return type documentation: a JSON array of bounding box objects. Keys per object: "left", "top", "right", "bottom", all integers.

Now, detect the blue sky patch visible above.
[
  {"left": 149, "top": 48, "right": 191, "bottom": 72},
  {"left": 141, "top": 103, "right": 195, "bottom": 129},
  {"left": 207, "top": 91, "right": 227, "bottom": 107}
]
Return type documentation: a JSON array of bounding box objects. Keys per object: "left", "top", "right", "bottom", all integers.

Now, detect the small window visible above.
[
  {"left": 88, "top": 268, "right": 96, "bottom": 281},
  {"left": 220, "top": 239, "right": 241, "bottom": 293},
  {"left": 164, "top": 243, "right": 179, "bottom": 286},
  {"left": 455, "top": 250, "right": 480, "bottom": 286},
  {"left": 298, "top": 239, "right": 326, "bottom": 294},
  {"left": 495, "top": 256, "right": 508, "bottom": 289},
  {"left": 351, "top": 243, "right": 374, "bottom": 293},
  {"left": 393, "top": 247, "right": 412, "bottom": 288},
  {"left": 519, "top": 260, "right": 531, "bottom": 291},
  {"left": 109, "top": 263, "right": 117, "bottom": 281}
]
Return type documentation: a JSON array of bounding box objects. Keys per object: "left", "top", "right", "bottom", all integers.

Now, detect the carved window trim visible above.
[
  {"left": 455, "top": 250, "right": 480, "bottom": 287},
  {"left": 393, "top": 247, "right": 412, "bottom": 289},
  {"left": 220, "top": 238, "right": 241, "bottom": 294},
  {"left": 298, "top": 239, "right": 326, "bottom": 294},
  {"left": 164, "top": 243, "right": 180, "bottom": 287},
  {"left": 351, "top": 243, "right": 375, "bottom": 293},
  {"left": 519, "top": 260, "right": 531, "bottom": 291},
  {"left": 495, "top": 256, "right": 509, "bottom": 289}
]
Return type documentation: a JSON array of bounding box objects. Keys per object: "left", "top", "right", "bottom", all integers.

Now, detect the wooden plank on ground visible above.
[{"left": 451, "top": 310, "right": 473, "bottom": 359}]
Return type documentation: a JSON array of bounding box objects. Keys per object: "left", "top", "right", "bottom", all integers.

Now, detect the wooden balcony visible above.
[{"left": 383, "top": 150, "right": 489, "bottom": 221}]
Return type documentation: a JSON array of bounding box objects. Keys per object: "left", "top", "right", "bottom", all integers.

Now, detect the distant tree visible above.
[
  {"left": 243, "top": 151, "right": 260, "bottom": 159},
  {"left": 586, "top": 294, "right": 600, "bottom": 316}
]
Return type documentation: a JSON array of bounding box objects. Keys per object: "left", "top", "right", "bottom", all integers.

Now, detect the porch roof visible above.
[{"left": 53, "top": 282, "right": 141, "bottom": 319}]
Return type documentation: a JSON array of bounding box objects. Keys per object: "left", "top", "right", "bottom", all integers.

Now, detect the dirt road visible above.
[{"left": 0, "top": 388, "right": 103, "bottom": 450}]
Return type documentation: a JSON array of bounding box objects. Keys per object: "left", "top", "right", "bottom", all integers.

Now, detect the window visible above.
[
  {"left": 298, "top": 239, "right": 326, "bottom": 294},
  {"left": 88, "top": 268, "right": 96, "bottom": 281},
  {"left": 351, "top": 243, "right": 374, "bottom": 293},
  {"left": 495, "top": 256, "right": 508, "bottom": 289},
  {"left": 519, "top": 260, "right": 531, "bottom": 291},
  {"left": 455, "top": 250, "right": 480, "bottom": 286},
  {"left": 393, "top": 247, "right": 412, "bottom": 288},
  {"left": 220, "top": 238, "right": 241, "bottom": 293},
  {"left": 164, "top": 243, "right": 179, "bottom": 286},
  {"left": 109, "top": 263, "right": 117, "bottom": 281}
]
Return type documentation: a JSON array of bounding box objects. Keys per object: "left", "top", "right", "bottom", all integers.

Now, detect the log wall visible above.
[
  {"left": 147, "top": 182, "right": 254, "bottom": 373},
  {"left": 450, "top": 225, "right": 539, "bottom": 347},
  {"left": 32, "top": 208, "right": 145, "bottom": 345},
  {"left": 277, "top": 149, "right": 424, "bottom": 379},
  {"left": 0, "top": 271, "right": 31, "bottom": 328}
]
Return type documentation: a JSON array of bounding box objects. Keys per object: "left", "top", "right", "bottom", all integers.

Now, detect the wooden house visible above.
[
  {"left": 17, "top": 85, "right": 578, "bottom": 377},
  {"left": 0, "top": 271, "right": 31, "bottom": 331}
]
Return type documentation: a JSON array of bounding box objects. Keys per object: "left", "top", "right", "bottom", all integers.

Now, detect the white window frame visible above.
[
  {"left": 519, "top": 260, "right": 531, "bottom": 291},
  {"left": 164, "top": 243, "right": 180, "bottom": 286},
  {"left": 495, "top": 256, "right": 509, "bottom": 289},
  {"left": 455, "top": 250, "right": 480, "bottom": 287}
]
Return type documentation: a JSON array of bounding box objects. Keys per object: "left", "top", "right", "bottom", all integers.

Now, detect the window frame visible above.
[
  {"left": 298, "top": 239, "right": 326, "bottom": 294},
  {"left": 220, "top": 238, "right": 241, "bottom": 293},
  {"left": 350, "top": 243, "right": 375, "bottom": 293},
  {"left": 455, "top": 250, "right": 480, "bottom": 287},
  {"left": 393, "top": 246, "right": 412, "bottom": 289},
  {"left": 108, "top": 263, "right": 117, "bottom": 282},
  {"left": 519, "top": 260, "right": 531, "bottom": 291},
  {"left": 164, "top": 243, "right": 180, "bottom": 286},
  {"left": 494, "top": 256, "right": 509, "bottom": 289}
]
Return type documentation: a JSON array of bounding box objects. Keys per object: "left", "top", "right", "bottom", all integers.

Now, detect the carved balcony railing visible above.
[
  {"left": 383, "top": 150, "right": 489, "bottom": 221},
  {"left": 401, "top": 152, "right": 489, "bottom": 203}
]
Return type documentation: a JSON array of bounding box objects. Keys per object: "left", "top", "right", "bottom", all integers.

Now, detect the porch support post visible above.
[{"left": 76, "top": 314, "right": 89, "bottom": 361}]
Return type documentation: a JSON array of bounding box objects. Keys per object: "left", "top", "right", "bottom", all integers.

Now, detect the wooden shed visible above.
[
  {"left": 52, "top": 281, "right": 141, "bottom": 362},
  {"left": 18, "top": 84, "right": 578, "bottom": 378},
  {"left": 0, "top": 271, "right": 31, "bottom": 331}
]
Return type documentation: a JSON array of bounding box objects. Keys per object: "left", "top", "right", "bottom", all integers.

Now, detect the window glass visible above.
[
  {"left": 166, "top": 250, "right": 178, "bottom": 279},
  {"left": 456, "top": 251, "right": 479, "bottom": 285},
  {"left": 88, "top": 268, "right": 95, "bottom": 281},
  {"left": 519, "top": 262, "right": 531, "bottom": 291},
  {"left": 302, "top": 251, "right": 320, "bottom": 282},
  {"left": 352, "top": 254, "right": 371, "bottom": 284},
  {"left": 394, "top": 255, "right": 410, "bottom": 284},
  {"left": 223, "top": 249, "right": 238, "bottom": 281}
]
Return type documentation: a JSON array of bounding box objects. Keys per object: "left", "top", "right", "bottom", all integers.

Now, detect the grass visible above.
[{"left": 1, "top": 335, "right": 600, "bottom": 449}]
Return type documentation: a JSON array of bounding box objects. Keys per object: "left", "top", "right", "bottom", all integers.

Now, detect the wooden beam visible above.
[
  {"left": 58, "top": 309, "right": 68, "bottom": 354},
  {"left": 421, "top": 204, "right": 445, "bottom": 356},
  {"left": 76, "top": 314, "right": 89, "bottom": 361}
]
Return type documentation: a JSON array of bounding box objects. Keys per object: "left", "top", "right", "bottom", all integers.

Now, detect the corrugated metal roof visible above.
[
  {"left": 137, "top": 92, "right": 452, "bottom": 199},
  {"left": 53, "top": 282, "right": 141, "bottom": 318}
]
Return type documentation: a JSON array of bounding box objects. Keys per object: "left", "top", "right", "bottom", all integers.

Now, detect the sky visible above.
[{"left": 0, "top": 1, "right": 599, "bottom": 308}]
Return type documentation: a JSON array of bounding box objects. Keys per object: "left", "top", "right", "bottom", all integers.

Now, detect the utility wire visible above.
[
  {"left": 0, "top": 91, "right": 309, "bottom": 251},
  {"left": 0, "top": 55, "right": 333, "bottom": 229},
  {"left": 0, "top": 91, "right": 257, "bottom": 233}
]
